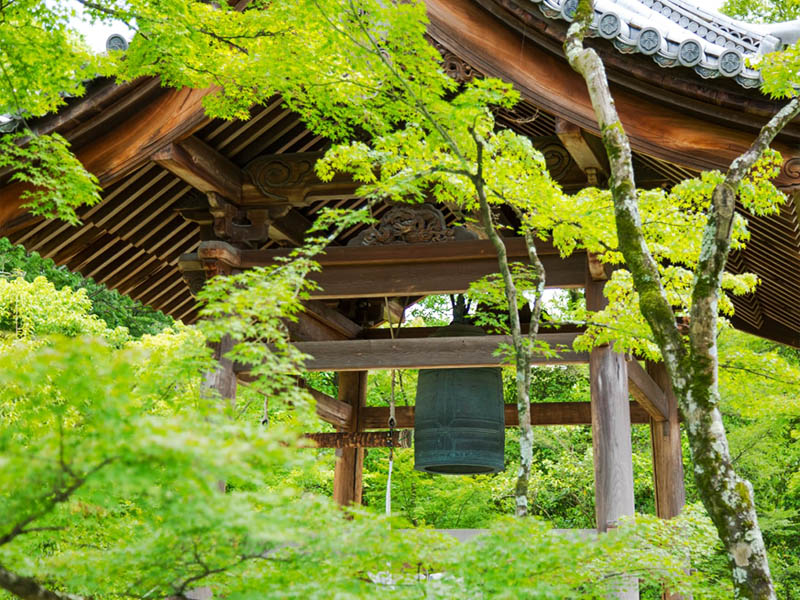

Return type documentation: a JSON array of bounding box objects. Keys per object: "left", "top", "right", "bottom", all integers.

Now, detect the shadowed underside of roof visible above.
[{"left": 0, "top": 3, "right": 799, "bottom": 347}]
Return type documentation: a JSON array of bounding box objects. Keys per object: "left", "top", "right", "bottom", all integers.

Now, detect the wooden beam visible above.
[
  {"left": 359, "top": 401, "right": 652, "bottom": 429},
  {"left": 276, "top": 332, "right": 586, "bottom": 372},
  {"left": 626, "top": 359, "right": 669, "bottom": 422},
  {"left": 305, "top": 386, "right": 353, "bottom": 429},
  {"left": 304, "top": 430, "right": 411, "bottom": 448},
  {"left": 197, "top": 239, "right": 586, "bottom": 299},
  {"left": 152, "top": 136, "right": 242, "bottom": 202},
  {"left": 358, "top": 323, "right": 586, "bottom": 339},
  {"left": 302, "top": 301, "right": 361, "bottom": 338},
  {"left": 333, "top": 371, "right": 368, "bottom": 506},
  {"left": 555, "top": 118, "right": 608, "bottom": 183}
]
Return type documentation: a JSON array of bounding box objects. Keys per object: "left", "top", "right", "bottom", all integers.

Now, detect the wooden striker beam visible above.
[{"left": 304, "top": 430, "right": 411, "bottom": 448}]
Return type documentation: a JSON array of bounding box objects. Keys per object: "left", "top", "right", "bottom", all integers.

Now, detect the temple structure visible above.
[{"left": 2, "top": 1, "right": 799, "bottom": 595}]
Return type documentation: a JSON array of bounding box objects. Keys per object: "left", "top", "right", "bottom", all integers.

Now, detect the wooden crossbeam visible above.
[
  {"left": 359, "top": 401, "right": 651, "bottom": 429},
  {"left": 303, "top": 430, "right": 412, "bottom": 448},
  {"left": 198, "top": 239, "right": 586, "bottom": 299},
  {"left": 626, "top": 359, "right": 669, "bottom": 422},
  {"left": 276, "top": 332, "right": 586, "bottom": 372}
]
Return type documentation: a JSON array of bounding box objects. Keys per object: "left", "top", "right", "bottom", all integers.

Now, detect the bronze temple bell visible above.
[{"left": 414, "top": 301, "right": 506, "bottom": 475}]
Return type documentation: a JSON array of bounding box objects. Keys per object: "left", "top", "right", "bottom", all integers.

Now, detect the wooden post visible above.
[
  {"left": 187, "top": 336, "right": 237, "bottom": 600},
  {"left": 205, "top": 335, "right": 237, "bottom": 405},
  {"left": 647, "top": 361, "right": 688, "bottom": 600},
  {"left": 332, "top": 371, "right": 368, "bottom": 505},
  {"left": 587, "top": 263, "right": 637, "bottom": 599}
]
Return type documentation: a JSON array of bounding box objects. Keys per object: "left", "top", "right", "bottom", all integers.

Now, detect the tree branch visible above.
[
  {"left": 0, "top": 564, "right": 85, "bottom": 600},
  {"left": 0, "top": 457, "right": 115, "bottom": 547},
  {"left": 564, "top": 0, "right": 685, "bottom": 383}
]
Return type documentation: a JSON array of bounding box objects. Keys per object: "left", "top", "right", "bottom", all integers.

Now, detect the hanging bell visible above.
[{"left": 414, "top": 320, "right": 506, "bottom": 475}]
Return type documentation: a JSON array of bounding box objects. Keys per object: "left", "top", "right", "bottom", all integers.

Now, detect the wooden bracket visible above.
[
  {"left": 555, "top": 118, "right": 609, "bottom": 184},
  {"left": 153, "top": 136, "right": 242, "bottom": 203},
  {"left": 626, "top": 359, "right": 669, "bottom": 422}
]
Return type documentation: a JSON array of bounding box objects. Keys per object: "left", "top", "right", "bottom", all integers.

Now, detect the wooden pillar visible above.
[
  {"left": 647, "top": 361, "right": 688, "bottom": 600},
  {"left": 185, "top": 336, "right": 237, "bottom": 600},
  {"left": 205, "top": 335, "right": 237, "bottom": 406},
  {"left": 204, "top": 335, "right": 237, "bottom": 494},
  {"left": 332, "top": 371, "right": 368, "bottom": 505},
  {"left": 587, "top": 264, "right": 637, "bottom": 599}
]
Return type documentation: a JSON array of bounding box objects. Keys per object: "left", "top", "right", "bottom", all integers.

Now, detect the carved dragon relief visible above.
[{"left": 348, "top": 203, "right": 475, "bottom": 246}]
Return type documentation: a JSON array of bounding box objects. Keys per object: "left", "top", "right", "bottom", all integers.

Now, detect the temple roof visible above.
[
  {"left": 539, "top": 0, "right": 800, "bottom": 87},
  {"left": 0, "top": 0, "right": 799, "bottom": 348}
]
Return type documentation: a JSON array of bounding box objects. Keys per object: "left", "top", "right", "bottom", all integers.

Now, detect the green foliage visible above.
[
  {"left": 721, "top": 0, "right": 800, "bottom": 24},
  {"left": 0, "top": 275, "right": 128, "bottom": 345},
  {"left": 0, "top": 133, "right": 101, "bottom": 224},
  {"left": 0, "top": 0, "right": 108, "bottom": 221},
  {"left": 0, "top": 237, "right": 172, "bottom": 337}
]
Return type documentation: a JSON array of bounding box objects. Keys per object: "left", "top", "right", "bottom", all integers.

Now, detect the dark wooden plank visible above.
[
  {"left": 302, "top": 301, "right": 361, "bottom": 339},
  {"left": 303, "top": 255, "right": 584, "bottom": 298},
  {"left": 306, "top": 386, "right": 353, "bottom": 429},
  {"left": 359, "top": 401, "right": 651, "bottom": 429},
  {"left": 232, "top": 237, "right": 563, "bottom": 266},
  {"left": 304, "top": 430, "right": 411, "bottom": 448},
  {"left": 197, "top": 239, "right": 585, "bottom": 298},
  {"left": 358, "top": 323, "right": 586, "bottom": 339}
]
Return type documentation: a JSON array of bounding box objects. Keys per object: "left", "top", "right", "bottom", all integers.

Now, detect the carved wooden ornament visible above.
[{"left": 348, "top": 203, "right": 472, "bottom": 246}]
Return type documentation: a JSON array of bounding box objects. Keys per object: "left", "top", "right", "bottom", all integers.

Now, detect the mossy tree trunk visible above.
[
  {"left": 565, "top": 1, "right": 800, "bottom": 597},
  {"left": 471, "top": 136, "right": 546, "bottom": 518}
]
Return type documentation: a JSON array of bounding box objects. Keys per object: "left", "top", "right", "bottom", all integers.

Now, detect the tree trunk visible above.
[
  {"left": 564, "top": 2, "right": 800, "bottom": 596},
  {"left": 475, "top": 171, "right": 533, "bottom": 518}
]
